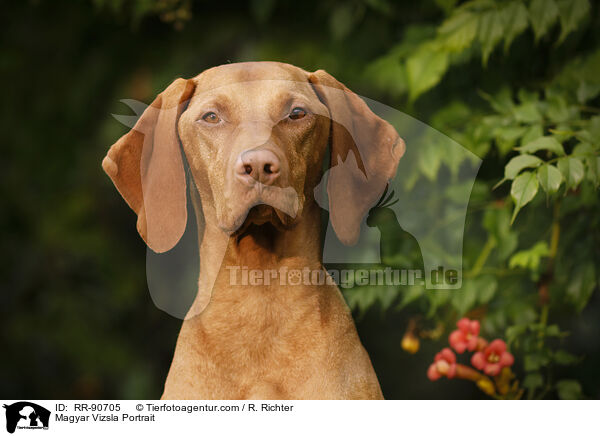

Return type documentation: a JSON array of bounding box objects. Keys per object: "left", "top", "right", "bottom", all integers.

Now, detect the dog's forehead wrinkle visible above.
[
  {"left": 194, "top": 61, "right": 307, "bottom": 86},
  {"left": 191, "top": 79, "right": 314, "bottom": 107}
]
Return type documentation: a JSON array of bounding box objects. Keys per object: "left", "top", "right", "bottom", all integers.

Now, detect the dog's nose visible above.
[{"left": 235, "top": 149, "right": 281, "bottom": 185}]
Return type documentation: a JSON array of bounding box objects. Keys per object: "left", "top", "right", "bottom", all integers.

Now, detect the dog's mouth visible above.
[
  {"left": 232, "top": 204, "right": 292, "bottom": 236},
  {"left": 219, "top": 183, "right": 301, "bottom": 235}
]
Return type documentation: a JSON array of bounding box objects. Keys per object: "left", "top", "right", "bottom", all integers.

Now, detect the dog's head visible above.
[{"left": 103, "top": 62, "right": 405, "bottom": 252}]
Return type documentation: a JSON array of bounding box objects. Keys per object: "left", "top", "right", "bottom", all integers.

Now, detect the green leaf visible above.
[
  {"left": 451, "top": 285, "right": 478, "bottom": 315},
  {"left": 375, "top": 286, "right": 400, "bottom": 312},
  {"left": 438, "top": 10, "right": 479, "bottom": 52},
  {"left": 477, "top": 275, "right": 498, "bottom": 304},
  {"left": 481, "top": 87, "right": 514, "bottom": 114},
  {"left": 510, "top": 171, "right": 540, "bottom": 223},
  {"left": 572, "top": 143, "right": 600, "bottom": 186},
  {"left": 431, "top": 100, "right": 472, "bottom": 130},
  {"left": 586, "top": 156, "right": 600, "bottom": 187},
  {"left": 556, "top": 0, "right": 590, "bottom": 43},
  {"left": 557, "top": 156, "right": 585, "bottom": 190},
  {"left": 521, "top": 125, "right": 544, "bottom": 146},
  {"left": 364, "top": 0, "right": 392, "bottom": 15},
  {"left": 545, "top": 324, "right": 562, "bottom": 336},
  {"left": 344, "top": 286, "right": 377, "bottom": 313},
  {"left": 550, "top": 124, "right": 575, "bottom": 143},
  {"left": 556, "top": 379, "right": 583, "bottom": 399},
  {"left": 524, "top": 353, "right": 550, "bottom": 371},
  {"left": 572, "top": 142, "right": 596, "bottom": 157},
  {"left": 513, "top": 101, "right": 542, "bottom": 123},
  {"left": 529, "top": 0, "right": 559, "bottom": 41},
  {"left": 566, "top": 261, "right": 597, "bottom": 312},
  {"left": 506, "top": 324, "right": 527, "bottom": 346},
  {"left": 546, "top": 95, "right": 577, "bottom": 123},
  {"left": 483, "top": 207, "right": 519, "bottom": 260},
  {"left": 509, "top": 241, "right": 550, "bottom": 271},
  {"left": 575, "top": 115, "right": 600, "bottom": 144},
  {"left": 365, "top": 52, "right": 408, "bottom": 98},
  {"left": 523, "top": 373, "right": 544, "bottom": 391},
  {"left": 537, "top": 164, "right": 563, "bottom": 193},
  {"left": 518, "top": 136, "right": 566, "bottom": 156},
  {"left": 495, "top": 126, "right": 527, "bottom": 156},
  {"left": 501, "top": 1, "right": 529, "bottom": 52},
  {"left": 518, "top": 88, "right": 539, "bottom": 104},
  {"left": 478, "top": 9, "right": 504, "bottom": 65},
  {"left": 398, "top": 285, "right": 425, "bottom": 309},
  {"left": 505, "top": 155, "right": 543, "bottom": 179},
  {"left": 577, "top": 81, "right": 600, "bottom": 104},
  {"left": 426, "top": 290, "right": 452, "bottom": 318},
  {"left": 553, "top": 350, "right": 579, "bottom": 365},
  {"left": 435, "top": 0, "right": 459, "bottom": 14},
  {"left": 406, "top": 45, "right": 449, "bottom": 101},
  {"left": 418, "top": 141, "right": 443, "bottom": 181}
]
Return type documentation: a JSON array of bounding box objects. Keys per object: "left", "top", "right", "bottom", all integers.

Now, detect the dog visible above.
[{"left": 103, "top": 61, "right": 405, "bottom": 399}]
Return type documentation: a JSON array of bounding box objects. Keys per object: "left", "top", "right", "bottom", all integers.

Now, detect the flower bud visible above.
[{"left": 401, "top": 332, "right": 420, "bottom": 354}]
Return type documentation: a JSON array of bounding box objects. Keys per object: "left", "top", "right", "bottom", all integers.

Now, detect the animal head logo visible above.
[{"left": 3, "top": 402, "right": 50, "bottom": 434}]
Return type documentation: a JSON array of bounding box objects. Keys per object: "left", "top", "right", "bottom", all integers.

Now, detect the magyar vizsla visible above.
[{"left": 102, "top": 62, "right": 405, "bottom": 399}]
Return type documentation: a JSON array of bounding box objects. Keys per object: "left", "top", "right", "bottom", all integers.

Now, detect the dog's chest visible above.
[{"left": 196, "top": 282, "right": 338, "bottom": 372}]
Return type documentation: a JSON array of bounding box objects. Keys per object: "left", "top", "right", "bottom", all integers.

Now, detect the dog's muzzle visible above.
[{"left": 218, "top": 149, "right": 300, "bottom": 233}]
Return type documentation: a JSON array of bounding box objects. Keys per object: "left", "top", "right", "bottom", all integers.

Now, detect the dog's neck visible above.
[{"left": 185, "top": 189, "right": 323, "bottom": 318}]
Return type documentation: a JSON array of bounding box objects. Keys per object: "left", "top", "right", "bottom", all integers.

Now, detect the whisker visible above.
[
  {"left": 374, "top": 184, "right": 389, "bottom": 209},
  {"left": 383, "top": 198, "right": 399, "bottom": 208}
]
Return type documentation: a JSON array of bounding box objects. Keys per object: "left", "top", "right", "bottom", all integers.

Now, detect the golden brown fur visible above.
[{"left": 103, "top": 62, "right": 405, "bottom": 399}]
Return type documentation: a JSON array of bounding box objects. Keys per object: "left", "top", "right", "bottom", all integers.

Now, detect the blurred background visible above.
[{"left": 1, "top": 0, "right": 599, "bottom": 399}]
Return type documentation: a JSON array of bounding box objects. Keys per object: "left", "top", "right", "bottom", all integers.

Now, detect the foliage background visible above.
[{"left": 1, "top": 0, "right": 598, "bottom": 399}]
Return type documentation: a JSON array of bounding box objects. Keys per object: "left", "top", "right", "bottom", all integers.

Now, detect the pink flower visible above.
[
  {"left": 449, "top": 318, "right": 480, "bottom": 353},
  {"left": 427, "top": 348, "right": 457, "bottom": 381},
  {"left": 471, "top": 339, "right": 514, "bottom": 376}
]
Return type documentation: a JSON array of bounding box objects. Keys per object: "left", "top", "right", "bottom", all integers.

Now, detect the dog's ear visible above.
[
  {"left": 308, "top": 69, "right": 405, "bottom": 245},
  {"left": 102, "top": 78, "right": 196, "bottom": 253}
]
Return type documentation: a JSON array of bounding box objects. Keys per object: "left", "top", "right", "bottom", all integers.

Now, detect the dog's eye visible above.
[
  {"left": 289, "top": 107, "right": 307, "bottom": 120},
  {"left": 201, "top": 112, "right": 220, "bottom": 124}
]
